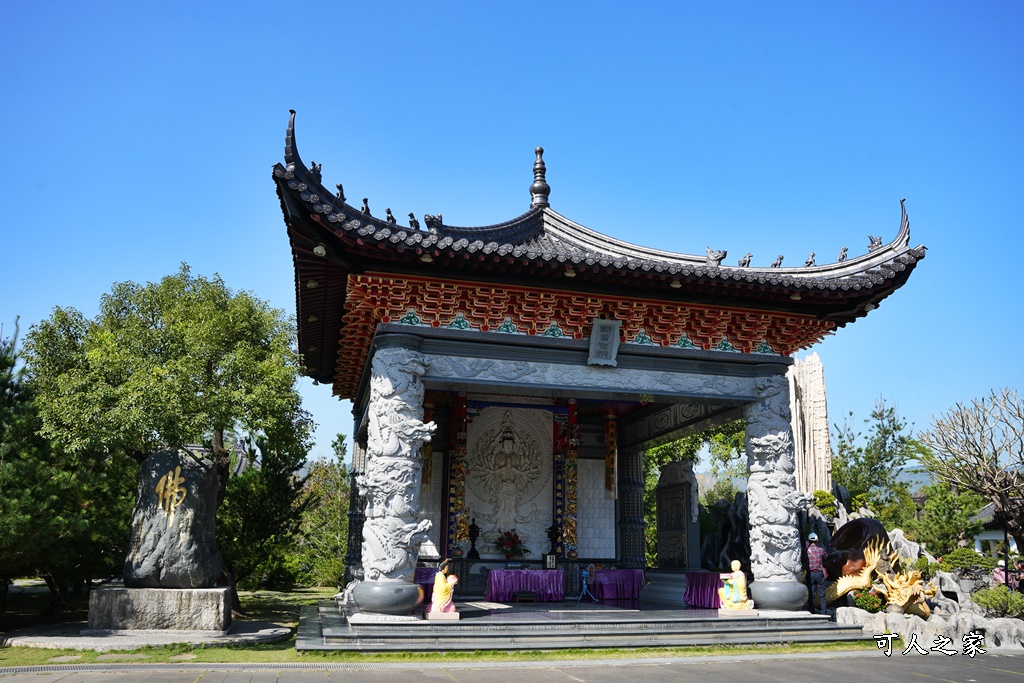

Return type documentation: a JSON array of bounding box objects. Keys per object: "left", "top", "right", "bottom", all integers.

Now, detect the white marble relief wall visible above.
[
  {"left": 577, "top": 458, "right": 616, "bottom": 558},
  {"left": 465, "top": 407, "right": 553, "bottom": 559},
  {"left": 417, "top": 450, "right": 445, "bottom": 559}
]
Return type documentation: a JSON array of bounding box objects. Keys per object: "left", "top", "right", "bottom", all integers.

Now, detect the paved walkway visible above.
[
  {"left": 0, "top": 621, "right": 290, "bottom": 652},
  {"left": 0, "top": 651, "right": 1022, "bottom": 682}
]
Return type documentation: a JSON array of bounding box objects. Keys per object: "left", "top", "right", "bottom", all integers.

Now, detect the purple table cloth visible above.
[
  {"left": 414, "top": 567, "right": 437, "bottom": 601},
  {"left": 485, "top": 569, "right": 564, "bottom": 603},
  {"left": 593, "top": 569, "right": 645, "bottom": 600},
  {"left": 683, "top": 571, "right": 722, "bottom": 608}
]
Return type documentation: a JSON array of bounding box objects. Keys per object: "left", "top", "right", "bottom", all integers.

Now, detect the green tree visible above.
[
  {"left": 0, "top": 319, "right": 46, "bottom": 603},
  {"left": 643, "top": 420, "right": 745, "bottom": 566},
  {"left": 24, "top": 264, "right": 306, "bottom": 502},
  {"left": 0, "top": 321, "right": 135, "bottom": 613},
  {"left": 905, "top": 480, "right": 985, "bottom": 557},
  {"left": 831, "top": 399, "right": 926, "bottom": 527},
  {"left": 699, "top": 423, "right": 747, "bottom": 508},
  {"left": 294, "top": 434, "right": 350, "bottom": 588},
  {"left": 217, "top": 426, "right": 311, "bottom": 609}
]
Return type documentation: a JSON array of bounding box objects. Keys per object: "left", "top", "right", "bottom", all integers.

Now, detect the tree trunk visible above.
[
  {"left": 213, "top": 427, "right": 229, "bottom": 507},
  {"left": 0, "top": 577, "right": 9, "bottom": 614},
  {"left": 41, "top": 574, "right": 71, "bottom": 616},
  {"left": 223, "top": 564, "right": 244, "bottom": 615}
]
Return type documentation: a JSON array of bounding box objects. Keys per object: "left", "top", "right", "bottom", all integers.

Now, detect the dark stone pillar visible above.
[
  {"left": 344, "top": 440, "right": 367, "bottom": 585},
  {"left": 618, "top": 446, "right": 646, "bottom": 568}
]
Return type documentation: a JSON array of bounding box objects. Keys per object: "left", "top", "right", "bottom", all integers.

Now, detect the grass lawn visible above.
[{"left": 0, "top": 580, "right": 876, "bottom": 667}]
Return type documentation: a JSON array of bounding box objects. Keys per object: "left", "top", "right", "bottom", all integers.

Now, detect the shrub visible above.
[
  {"left": 971, "top": 585, "right": 1024, "bottom": 619},
  {"left": 939, "top": 547, "right": 997, "bottom": 577},
  {"left": 852, "top": 589, "right": 885, "bottom": 613},
  {"left": 912, "top": 556, "right": 939, "bottom": 581},
  {"left": 813, "top": 490, "right": 837, "bottom": 519}
]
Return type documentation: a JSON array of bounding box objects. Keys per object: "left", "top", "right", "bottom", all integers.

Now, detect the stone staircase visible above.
[{"left": 296, "top": 601, "right": 868, "bottom": 652}]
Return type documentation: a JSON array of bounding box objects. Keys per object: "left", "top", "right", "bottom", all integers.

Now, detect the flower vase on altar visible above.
[{"left": 496, "top": 529, "right": 530, "bottom": 569}]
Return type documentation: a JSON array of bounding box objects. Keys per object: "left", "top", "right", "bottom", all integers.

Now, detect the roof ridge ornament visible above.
[
  {"left": 706, "top": 247, "right": 727, "bottom": 267},
  {"left": 284, "top": 109, "right": 303, "bottom": 172},
  {"left": 530, "top": 147, "right": 550, "bottom": 208}
]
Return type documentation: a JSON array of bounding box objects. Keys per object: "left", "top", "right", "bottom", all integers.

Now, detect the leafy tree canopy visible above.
[
  {"left": 643, "top": 420, "right": 745, "bottom": 566},
  {"left": 293, "top": 434, "right": 351, "bottom": 588},
  {"left": 24, "top": 264, "right": 307, "bottom": 500},
  {"left": 831, "top": 399, "right": 927, "bottom": 524},
  {"left": 218, "top": 429, "right": 310, "bottom": 609},
  {"left": 905, "top": 479, "right": 985, "bottom": 557},
  {"left": 1, "top": 321, "right": 135, "bottom": 609}
]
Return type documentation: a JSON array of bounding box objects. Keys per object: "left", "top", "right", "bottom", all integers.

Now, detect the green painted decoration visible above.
[
  {"left": 495, "top": 317, "right": 521, "bottom": 334},
  {"left": 675, "top": 335, "right": 695, "bottom": 349},
  {"left": 448, "top": 312, "right": 472, "bottom": 330},
  {"left": 630, "top": 328, "right": 656, "bottom": 345},
  {"left": 398, "top": 309, "right": 423, "bottom": 325},
  {"left": 716, "top": 338, "right": 737, "bottom": 352},
  {"left": 540, "top": 321, "right": 566, "bottom": 338}
]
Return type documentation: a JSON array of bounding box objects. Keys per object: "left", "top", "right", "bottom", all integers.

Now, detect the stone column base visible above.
[
  {"left": 351, "top": 580, "right": 423, "bottom": 615},
  {"left": 749, "top": 581, "right": 808, "bottom": 611},
  {"left": 87, "top": 586, "right": 231, "bottom": 631}
]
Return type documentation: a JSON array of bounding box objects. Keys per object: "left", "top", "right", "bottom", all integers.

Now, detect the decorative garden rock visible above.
[
  {"left": 836, "top": 606, "right": 1024, "bottom": 651},
  {"left": 124, "top": 449, "right": 222, "bottom": 588}
]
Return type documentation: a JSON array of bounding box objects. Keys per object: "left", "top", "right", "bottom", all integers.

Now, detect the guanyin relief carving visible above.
[{"left": 466, "top": 408, "right": 552, "bottom": 557}]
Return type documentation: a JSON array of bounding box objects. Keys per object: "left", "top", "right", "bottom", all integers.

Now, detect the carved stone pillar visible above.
[
  {"left": 617, "top": 446, "right": 645, "bottom": 568},
  {"left": 350, "top": 347, "right": 436, "bottom": 616},
  {"left": 744, "top": 373, "right": 812, "bottom": 611}
]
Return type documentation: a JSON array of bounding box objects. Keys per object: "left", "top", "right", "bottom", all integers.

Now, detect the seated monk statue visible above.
[
  {"left": 719, "top": 560, "right": 754, "bottom": 610},
  {"left": 427, "top": 560, "right": 459, "bottom": 614}
]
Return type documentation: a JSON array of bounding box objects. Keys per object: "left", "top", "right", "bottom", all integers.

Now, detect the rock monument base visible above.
[{"left": 87, "top": 586, "right": 231, "bottom": 631}]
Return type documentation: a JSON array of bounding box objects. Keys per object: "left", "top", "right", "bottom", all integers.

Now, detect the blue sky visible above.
[{"left": 2, "top": 2, "right": 1021, "bottom": 463}]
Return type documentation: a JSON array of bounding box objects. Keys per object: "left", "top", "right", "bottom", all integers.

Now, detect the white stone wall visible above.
[
  {"left": 577, "top": 459, "right": 616, "bottom": 558},
  {"left": 417, "top": 450, "right": 445, "bottom": 559}
]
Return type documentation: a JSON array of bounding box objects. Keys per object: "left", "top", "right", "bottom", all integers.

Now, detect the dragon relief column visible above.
[
  {"left": 350, "top": 347, "right": 436, "bottom": 617},
  {"left": 744, "top": 373, "right": 813, "bottom": 611}
]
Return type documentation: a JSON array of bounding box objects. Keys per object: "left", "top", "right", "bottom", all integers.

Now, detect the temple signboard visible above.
[{"left": 588, "top": 318, "right": 622, "bottom": 367}]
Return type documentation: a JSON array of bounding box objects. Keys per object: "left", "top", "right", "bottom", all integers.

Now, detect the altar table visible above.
[
  {"left": 683, "top": 571, "right": 722, "bottom": 609},
  {"left": 485, "top": 569, "right": 564, "bottom": 603},
  {"left": 592, "top": 569, "right": 645, "bottom": 600}
]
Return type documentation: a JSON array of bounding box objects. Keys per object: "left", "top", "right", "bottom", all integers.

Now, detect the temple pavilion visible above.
[{"left": 273, "top": 111, "right": 926, "bottom": 614}]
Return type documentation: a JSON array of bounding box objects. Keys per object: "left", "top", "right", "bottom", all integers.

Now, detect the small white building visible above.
[{"left": 971, "top": 502, "right": 1019, "bottom": 555}]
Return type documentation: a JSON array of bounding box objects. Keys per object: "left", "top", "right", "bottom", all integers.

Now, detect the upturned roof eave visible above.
[
  {"left": 278, "top": 110, "right": 923, "bottom": 287},
  {"left": 275, "top": 152, "right": 925, "bottom": 293},
  {"left": 275, "top": 110, "right": 928, "bottom": 386}
]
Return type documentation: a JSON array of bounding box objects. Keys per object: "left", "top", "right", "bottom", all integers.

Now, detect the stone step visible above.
[{"left": 298, "top": 603, "right": 869, "bottom": 652}]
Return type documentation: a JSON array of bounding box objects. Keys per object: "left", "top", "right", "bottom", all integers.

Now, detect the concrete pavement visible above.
[{"left": 1, "top": 650, "right": 1023, "bottom": 682}]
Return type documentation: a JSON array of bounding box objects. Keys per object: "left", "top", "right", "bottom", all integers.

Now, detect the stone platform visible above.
[
  {"left": 88, "top": 586, "right": 231, "bottom": 631},
  {"left": 297, "top": 600, "right": 868, "bottom": 651},
  {"left": 0, "top": 620, "right": 290, "bottom": 651}
]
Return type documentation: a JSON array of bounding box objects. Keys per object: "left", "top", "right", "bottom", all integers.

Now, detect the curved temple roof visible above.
[{"left": 274, "top": 111, "right": 927, "bottom": 388}]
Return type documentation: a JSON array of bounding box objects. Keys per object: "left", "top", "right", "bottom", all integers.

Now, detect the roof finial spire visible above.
[{"left": 530, "top": 146, "right": 550, "bottom": 208}]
